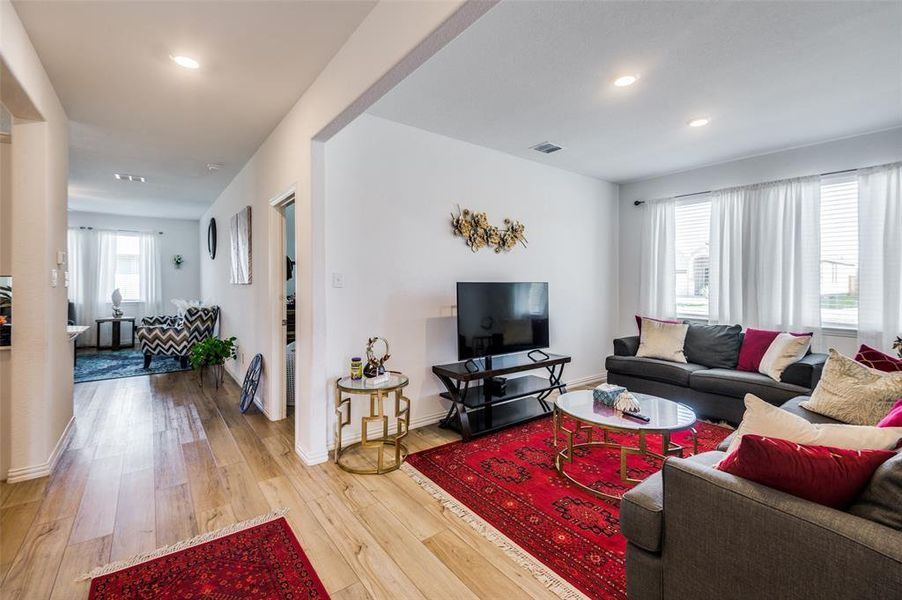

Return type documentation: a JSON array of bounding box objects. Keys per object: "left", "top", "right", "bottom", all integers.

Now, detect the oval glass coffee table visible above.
[{"left": 553, "top": 390, "right": 697, "bottom": 503}]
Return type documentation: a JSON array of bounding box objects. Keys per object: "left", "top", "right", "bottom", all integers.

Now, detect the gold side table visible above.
[{"left": 334, "top": 372, "right": 411, "bottom": 474}]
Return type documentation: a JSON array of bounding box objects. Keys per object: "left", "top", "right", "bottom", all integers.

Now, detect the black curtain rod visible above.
[{"left": 632, "top": 167, "right": 859, "bottom": 206}]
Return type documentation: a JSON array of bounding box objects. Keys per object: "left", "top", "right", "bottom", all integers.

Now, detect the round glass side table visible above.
[{"left": 334, "top": 372, "right": 411, "bottom": 474}]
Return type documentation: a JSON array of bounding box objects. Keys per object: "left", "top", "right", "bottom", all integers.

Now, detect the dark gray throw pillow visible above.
[
  {"left": 849, "top": 452, "right": 902, "bottom": 531},
  {"left": 683, "top": 324, "right": 743, "bottom": 368}
]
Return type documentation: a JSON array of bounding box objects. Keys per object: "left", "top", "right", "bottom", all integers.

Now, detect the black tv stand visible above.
[{"left": 433, "top": 352, "right": 571, "bottom": 441}]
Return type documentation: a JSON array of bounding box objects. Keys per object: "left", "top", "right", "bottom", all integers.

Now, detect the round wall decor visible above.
[
  {"left": 239, "top": 353, "right": 264, "bottom": 413},
  {"left": 207, "top": 218, "right": 217, "bottom": 259}
]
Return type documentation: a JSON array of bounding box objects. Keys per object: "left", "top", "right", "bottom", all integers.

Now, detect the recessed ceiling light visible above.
[
  {"left": 114, "top": 173, "right": 146, "bottom": 183},
  {"left": 687, "top": 117, "right": 710, "bottom": 128},
  {"left": 171, "top": 55, "right": 200, "bottom": 70},
  {"left": 613, "top": 74, "right": 639, "bottom": 87}
]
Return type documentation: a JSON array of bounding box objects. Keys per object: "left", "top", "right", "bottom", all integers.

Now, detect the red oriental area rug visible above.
[
  {"left": 406, "top": 416, "right": 731, "bottom": 600},
  {"left": 85, "top": 514, "right": 329, "bottom": 599}
]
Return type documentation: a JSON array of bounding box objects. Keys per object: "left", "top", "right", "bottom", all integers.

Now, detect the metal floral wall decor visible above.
[{"left": 450, "top": 206, "right": 527, "bottom": 253}]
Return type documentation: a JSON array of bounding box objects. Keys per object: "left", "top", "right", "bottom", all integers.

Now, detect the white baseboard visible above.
[
  {"left": 295, "top": 443, "right": 329, "bottom": 466},
  {"left": 567, "top": 372, "right": 607, "bottom": 388},
  {"left": 6, "top": 415, "right": 75, "bottom": 483}
]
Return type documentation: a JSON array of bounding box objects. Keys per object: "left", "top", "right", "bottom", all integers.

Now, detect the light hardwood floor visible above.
[{"left": 0, "top": 371, "right": 561, "bottom": 599}]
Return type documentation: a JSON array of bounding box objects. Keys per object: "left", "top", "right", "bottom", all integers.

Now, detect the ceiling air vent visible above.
[
  {"left": 114, "top": 173, "right": 146, "bottom": 183},
  {"left": 530, "top": 141, "right": 564, "bottom": 154}
]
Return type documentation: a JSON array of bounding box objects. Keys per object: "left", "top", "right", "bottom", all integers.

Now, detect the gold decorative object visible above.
[
  {"left": 451, "top": 206, "right": 527, "bottom": 253},
  {"left": 364, "top": 336, "right": 390, "bottom": 378}
]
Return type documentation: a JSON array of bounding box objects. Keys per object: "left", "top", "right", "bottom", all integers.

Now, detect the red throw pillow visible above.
[
  {"left": 716, "top": 434, "right": 895, "bottom": 509},
  {"left": 855, "top": 344, "right": 902, "bottom": 372},
  {"left": 635, "top": 315, "right": 681, "bottom": 336},
  {"left": 878, "top": 398, "right": 902, "bottom": 428},
  {"left": 737, "top": 328, "right": 812, "bottom": 372}
]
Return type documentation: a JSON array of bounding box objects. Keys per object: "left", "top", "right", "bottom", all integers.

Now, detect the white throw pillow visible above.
[
  {"left": 801, "top": 349, "right": 902, "bottom": 425},
  {"left": 636, "top": 320, "right": 689, "bottom": 363},
  {"left": 724, "top": 393, "right": 902, "bottom": 457},
  {"left": 758, "top": 333, "right": 811, "bottom": 381}
]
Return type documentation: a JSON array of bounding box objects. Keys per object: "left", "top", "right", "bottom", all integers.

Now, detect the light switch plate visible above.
[
  {"left": 64, "top": 270, "right": 70, "bottom": 288},
  {"left": 57, "top": 250, "right": 67, "bottom": 266},
  {"left": 50, "top": 269, "right": 58, "bottom": 287}
]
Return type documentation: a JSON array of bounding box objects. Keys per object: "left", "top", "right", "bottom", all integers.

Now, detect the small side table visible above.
[
  {"left": 335, "top": 372, "right": 411, "bottom": 474},
  {"left": 95, "top": 317, "right": 137, "bottom": 351}
]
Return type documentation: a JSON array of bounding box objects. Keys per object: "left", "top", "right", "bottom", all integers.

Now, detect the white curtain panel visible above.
[
  {"left": 858, "top": 162, "right": 902, "bottom": 352},
  {"left": 639, "top": 198, "right": 676, "bottom": 318},
  {"left": 709, "top": 187, "right": 747, "bottom": 324},
  {"left": 709, "top": 176, "right": 821, "bottom": 339},
  {"left": 68, "top": 228, "right": 99, "bottom": 347},
  {"left": 138, "top": 232, "right": 163, "bottom": 317}
]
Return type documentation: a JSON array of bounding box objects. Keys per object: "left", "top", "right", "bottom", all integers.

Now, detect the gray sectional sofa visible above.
[
  {"left": 606, "top": 334, "right": 827, "bottom": 424},
  {"left": 621, "top": 396, "right": 902, "bottom": 600}
]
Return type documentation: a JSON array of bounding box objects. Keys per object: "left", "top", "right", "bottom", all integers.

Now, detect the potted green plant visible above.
[{"left": 189, "top": 336, "right": 237, "bottom": 388}]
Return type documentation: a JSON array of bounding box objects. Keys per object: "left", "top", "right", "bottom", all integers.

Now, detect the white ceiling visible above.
[
  {"left": 13, "top": 0, "right": 376, "bottom": 219},
  {"left": 369, "top": 1, "right": 902, "bottom": 183}
]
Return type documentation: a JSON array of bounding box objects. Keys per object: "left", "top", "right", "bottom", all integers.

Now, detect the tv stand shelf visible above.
[{"left": 432, "top": 352, "right": 571, "bottom": 441}]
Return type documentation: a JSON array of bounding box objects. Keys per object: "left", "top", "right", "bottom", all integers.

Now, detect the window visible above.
[
  {"left": 674, "top": 198, "right": 711, "bottom": 318},
  {"left": 819, "top": 174, "right": 858, "bottom": 328},
  {"left": 115, "top": 234, "right": 141, "bottom": 301}
]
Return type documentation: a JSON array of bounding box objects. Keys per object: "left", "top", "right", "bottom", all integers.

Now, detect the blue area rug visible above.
[{"left": 74, "top": 348, "right": 191, "bottom": 383}]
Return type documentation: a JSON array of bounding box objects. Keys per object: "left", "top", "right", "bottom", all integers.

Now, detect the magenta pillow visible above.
[
  {"left": 737, "top": 329, "right": 781, "bottom": 372},
  {"left": 635, "top": 315, "right": 681, "bottom": 335},
  {"left": 855, "top": 344, "right": 902, "bottom": 372},
  {"left": 737, "top": 328, "right": 812, "bottom": 372},
  {"left": 716, "top": 434, "right": 895, "bottom": 509},
  {"left": 878, "top": 398, "right": 902, "bottom": 428}
]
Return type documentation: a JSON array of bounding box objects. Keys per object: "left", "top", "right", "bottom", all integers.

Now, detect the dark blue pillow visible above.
[{"left": 683, "top": 324, "right": 743, "bottom": 368}]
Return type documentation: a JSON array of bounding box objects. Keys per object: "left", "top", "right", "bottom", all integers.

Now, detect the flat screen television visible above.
[{"left": 457, "top": 282, "right": 549, "bottom": 360}]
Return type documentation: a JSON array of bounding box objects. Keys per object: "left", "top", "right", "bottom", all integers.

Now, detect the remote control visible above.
[{"left": 624, "top": 412, "right": 650, "bottom": 422}]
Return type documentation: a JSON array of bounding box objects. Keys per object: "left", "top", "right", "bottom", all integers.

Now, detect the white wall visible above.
[
  {"left": 324, "top": 114, "right": 619, "bottom": 442},
  {"left": 618, "top": 127, "right": 902, "bottom": 355},
  {"left": 68, "top": 211, "right": 201, "bottom": 318},
  {"left": 1, "top": 0, "right": 71, "bottom": 481},
  {"left": 199, "top": 0, "right": 490, "bottom": 464}
]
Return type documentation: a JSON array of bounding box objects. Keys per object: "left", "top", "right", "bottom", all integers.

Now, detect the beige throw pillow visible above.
[
  {"left": 758, "top": 333, "right": 811, "bottom": 381},
  {"left": 636, "top": 320, "right": 688, "bottom": 363},
  {"left": 800, "top": 349, "right": 902, "bottom": 425},
  {"left": 724, "top": 393, "right": 902, "bottom": 457}
]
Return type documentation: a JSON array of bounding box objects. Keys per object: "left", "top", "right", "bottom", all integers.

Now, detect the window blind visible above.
[
  {"left": 819, "top": 173, "right": 858, "bottom": 328},
  {"left": 674, "top": 198, "right": 711, "bottom": 318}
]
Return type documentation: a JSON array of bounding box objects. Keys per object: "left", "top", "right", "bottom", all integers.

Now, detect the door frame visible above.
[{"left": 267, "top": 185, "right": 296, "bottom": 421}]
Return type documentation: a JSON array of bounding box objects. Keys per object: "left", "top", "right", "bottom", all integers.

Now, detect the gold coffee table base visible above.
[
  {"left": 553, "top": 407, "right": 697, "bottom": 503},
  {"left": 335, "top": 372, "right": 410, "bottom": 475}
]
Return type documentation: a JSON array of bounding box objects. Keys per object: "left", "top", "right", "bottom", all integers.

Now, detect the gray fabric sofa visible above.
[
  {"left": 606, "top": 335, "right": 827, "bottom": 424},
  {"left": 621, "top": 396, "right": 902, "bottom": 600}
]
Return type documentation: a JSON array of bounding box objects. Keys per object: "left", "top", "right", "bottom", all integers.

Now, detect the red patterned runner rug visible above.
[
  {"left": 80, "top": 510, "right": 330, "bottom": 599},
  {"left": 405, "top": 416, "right": 732, "bottom": 600}
]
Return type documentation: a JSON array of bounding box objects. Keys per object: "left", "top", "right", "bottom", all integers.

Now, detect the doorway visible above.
[
  {"left": 283, "top": 200, "right": 296, "bottom": 421},
  {"left": 267, "top": 188, "right": 296, "bottom": 424}
]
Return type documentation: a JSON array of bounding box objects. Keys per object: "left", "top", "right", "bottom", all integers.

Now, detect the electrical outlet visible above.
[{"left": 332, "top": 272, "right": 344, "bottom": 288}]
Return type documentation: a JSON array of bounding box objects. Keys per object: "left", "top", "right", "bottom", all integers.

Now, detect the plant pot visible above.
[{"left": 198, "top": 363, "right": 225, "bottom": 389}]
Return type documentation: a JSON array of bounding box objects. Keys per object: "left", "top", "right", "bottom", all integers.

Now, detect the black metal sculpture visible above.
[{"left": 239, "top": 353, "right": 263, "bottom": 413}]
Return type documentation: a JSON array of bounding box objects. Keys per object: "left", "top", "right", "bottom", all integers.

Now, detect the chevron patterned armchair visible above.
[{"left": 136, "top": 306, "right": 220, "bottom": 369}]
